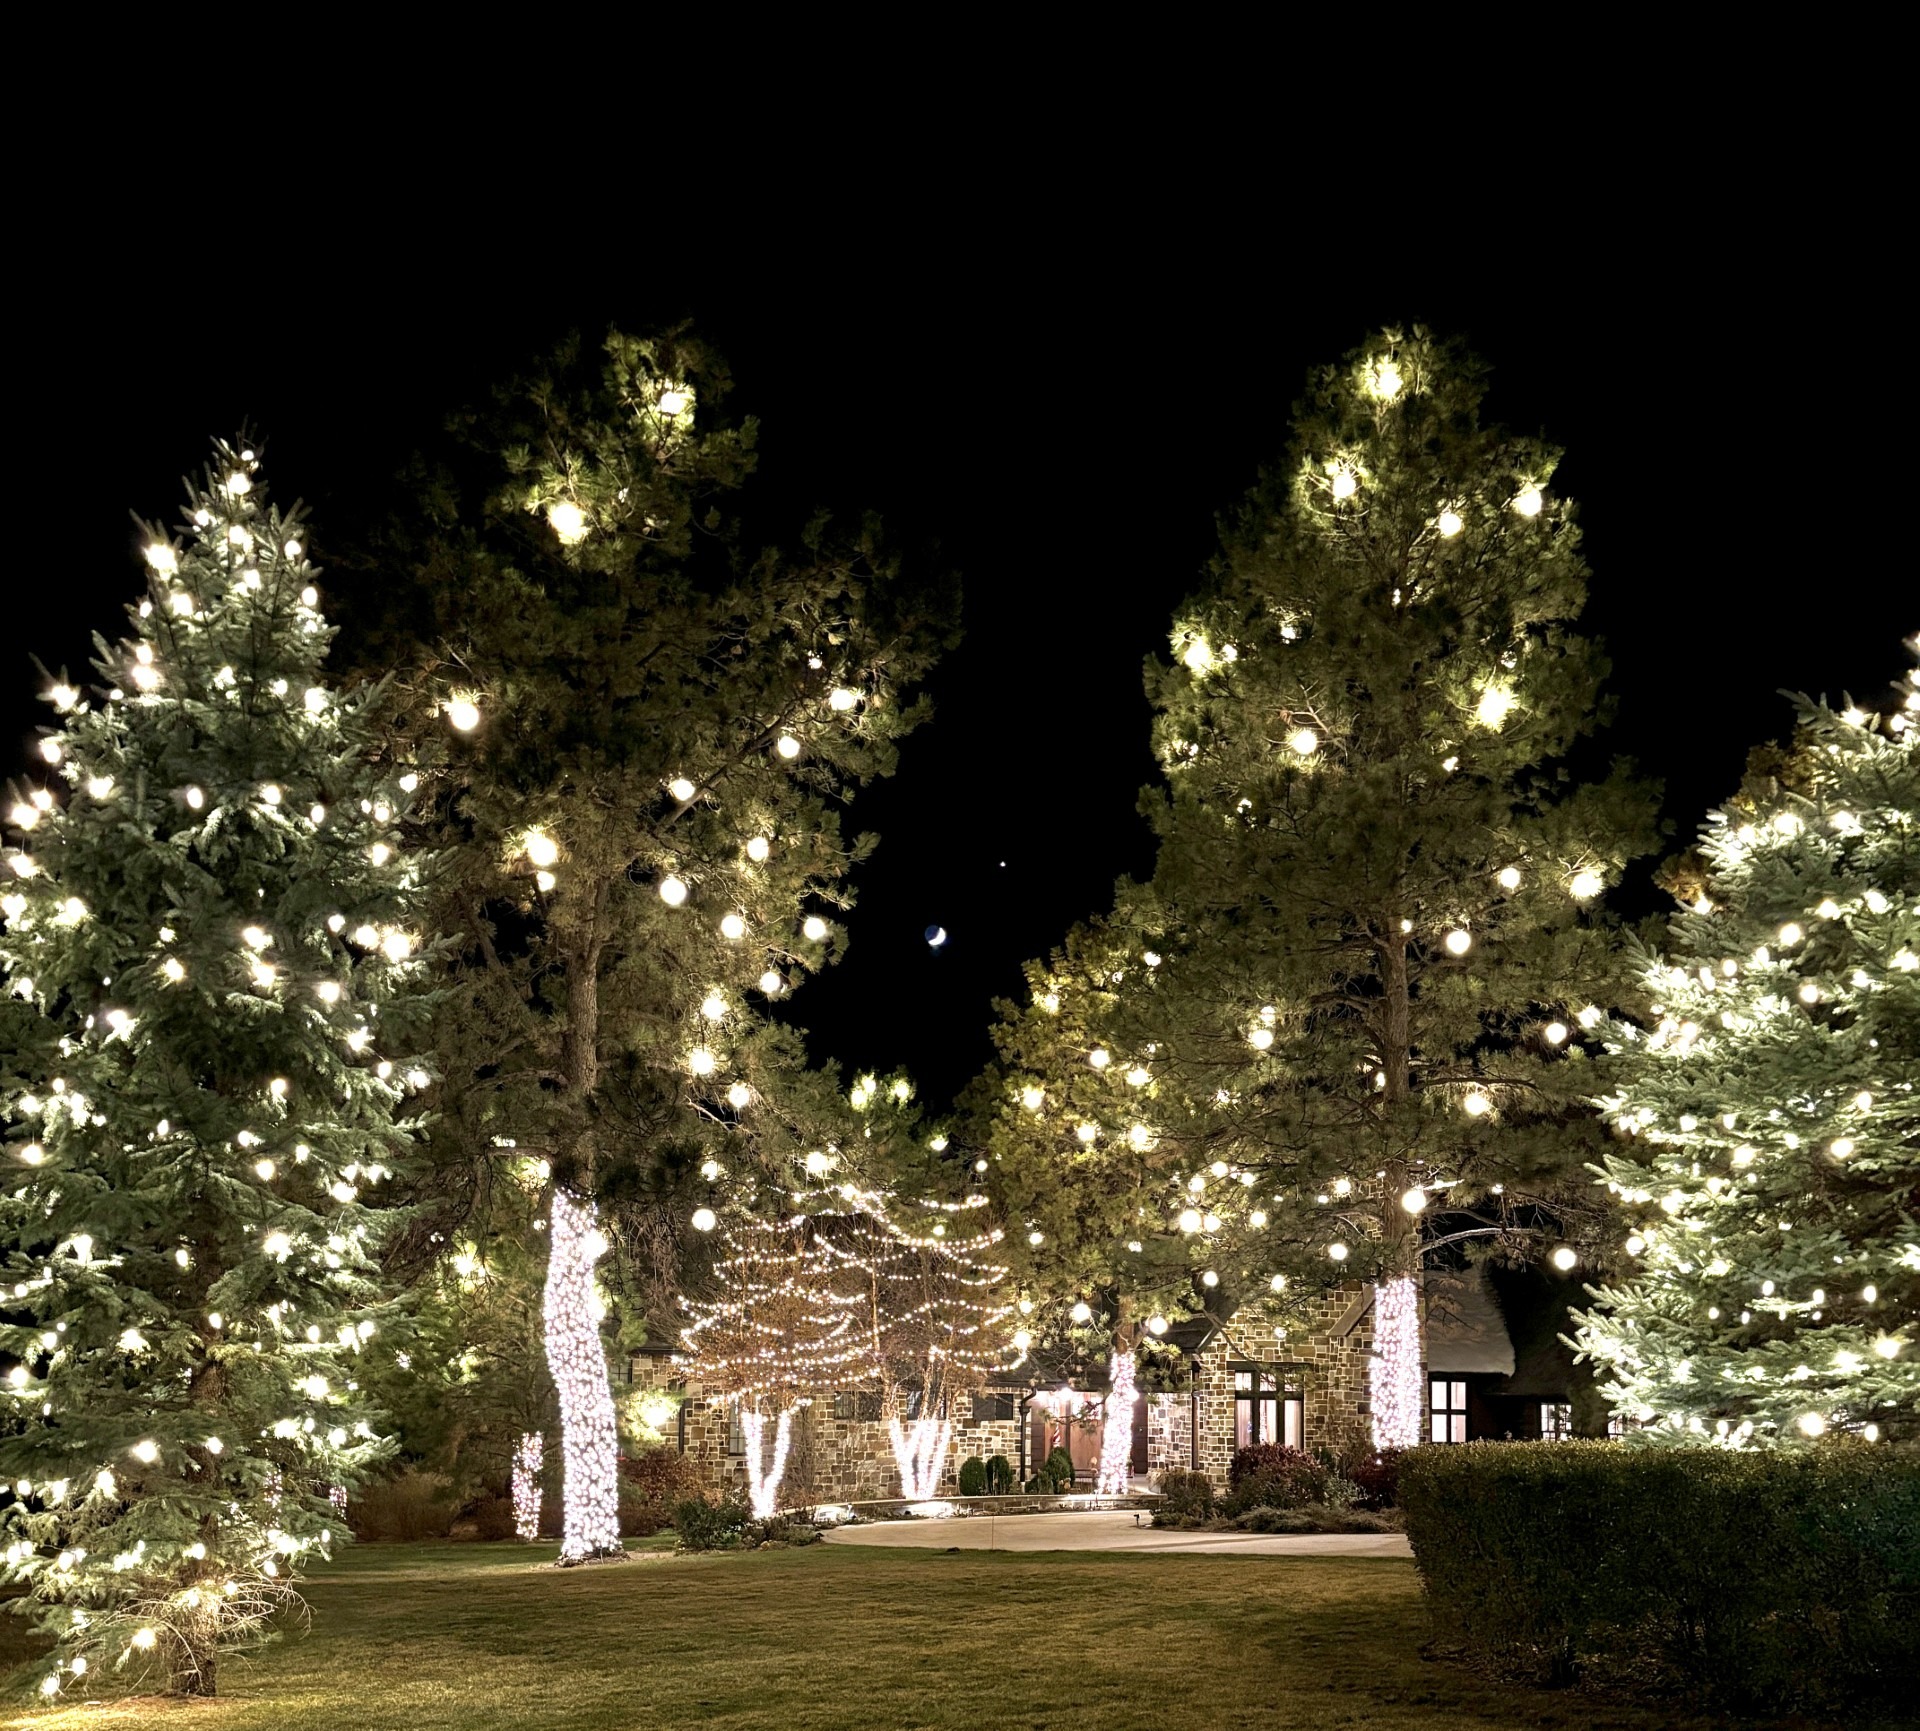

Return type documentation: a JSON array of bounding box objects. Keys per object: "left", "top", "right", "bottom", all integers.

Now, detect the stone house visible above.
[{"left": 635, "top": 1266, "right": 1591, "bottom": 1505}]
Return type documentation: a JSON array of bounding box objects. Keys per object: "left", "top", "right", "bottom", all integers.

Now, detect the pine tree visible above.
[
  {"left": 366, "top": 331, "right": 947, "bottom": 1559},
  {"left": 0, "top": 444, "right": 435, "bottom": 1698},
  {"left": 985, "top": 330, "right": 1658, "bottom": 1452},
  {"left": 1573, "top": 659, "right": 1919, "bottom": 1445}
]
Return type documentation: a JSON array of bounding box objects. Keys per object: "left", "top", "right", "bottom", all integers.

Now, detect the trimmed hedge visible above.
[{"left": 1400, "top": 1441, "right": 1920, "bottom": 1716}]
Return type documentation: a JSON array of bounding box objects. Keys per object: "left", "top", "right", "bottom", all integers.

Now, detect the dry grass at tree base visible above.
[{"left": 0, "top": 1542, "right": 1876, "bottom": 1731}]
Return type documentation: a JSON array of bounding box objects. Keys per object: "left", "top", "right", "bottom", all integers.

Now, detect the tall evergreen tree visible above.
[
  {"left": 372, "top": 331, "right": 947, "bottom": 1559},
  {"left": 1574, "top": 658, "right": 1919, "bottom": 1445},
  {"left": 0, "top": 445, "right": 434, "bottom": 1697},
  {"left": 986, "top": 331, "right": 1657, "bottom": 1452}
]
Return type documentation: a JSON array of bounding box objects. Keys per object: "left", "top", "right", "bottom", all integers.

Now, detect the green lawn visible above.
[{"left": 0, "top": 1541, "right": 1809, "bottom": 1730}]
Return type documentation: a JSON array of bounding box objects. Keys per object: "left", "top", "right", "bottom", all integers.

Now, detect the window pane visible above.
[
  {"left": 1450, "top": 1415, "right": 1467, "bottom": 1443},
  {"left": 1431, "top": 1414, "right": 1448, "bottom": 1443},
  {"left": 1234, "top": 1370, "right": 1253, "bottom": 1391},
  {"left": 1452, "top": 1381, "right": 1468, "bottom": 1409},
  {"left": 1235, "top": 1400, "right": 1252, "bottom": 1450},
  {"left": 1259, "top": 1398, "right": 1276, "bottom": 1443},
  {"left": 1284, "top": 1398, "right": 1303, "bottom": 1449},
  {"left": 1259, "top": 1372, "right": 1277, "bottom": 1392}
]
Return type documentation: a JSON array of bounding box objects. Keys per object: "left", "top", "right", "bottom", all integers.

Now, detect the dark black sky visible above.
[{"left": 14, "top": 172, "right": 1910, "bottom": 1111}]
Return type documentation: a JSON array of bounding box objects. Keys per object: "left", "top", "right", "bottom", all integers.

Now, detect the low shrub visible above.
[
  {"left": 1226, "top": 1445, "right": 1328, "bottom": 1511},
  {"left": 621, "top": 1447, "right": 708, "bottom": 1536},
  {"left": 957, "top": 1456, "right": 988, "bottom": 1496},
  {"left": 350, "top": 1468, "right": 456, "bottom": 1541},
  {"left": 1023, "top": 1474, "right": 1051, "bottom": 1494},
  {"left": 1348, "top": 1448, "right": 1404, "bottom": 1509},
  {"left": 1231, "top": 1505, "right": 1398, "bottom": 1535},
  {"left": 1043, "top": 1447, "right": 1075, "bottom": 1490},
  {"left": 1154, "top": 1468, "right": 1214, "bottom": 1521},
  {"left": 469, "top": 1492, "right": 518, "bottom": 1542},
  {"left": 753, "top": 1515, "right": 823, "bottom": 1548},
  {"left": 673, "top": 1496, "right": 751, "bottom": 1552},
  {"left": 1399, "top": 1441, "right": 1920, "bottom": 1716},
  {"left": 985, "top": 1454, "right": 1015, "bottom": 1495}
]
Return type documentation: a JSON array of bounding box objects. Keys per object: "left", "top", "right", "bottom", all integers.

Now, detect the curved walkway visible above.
[{"left": 823, "top": 1508, "right": 1410, "bottom": 1556}]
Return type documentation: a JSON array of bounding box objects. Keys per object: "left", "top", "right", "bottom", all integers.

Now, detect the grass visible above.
[{"left": 0, "top": 1540, "right": 1836, "bottom": 1730}]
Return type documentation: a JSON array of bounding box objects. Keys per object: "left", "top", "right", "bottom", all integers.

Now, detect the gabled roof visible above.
[{"left": 1424, "top": 1268, "right": 1516, "bottom": 1376}]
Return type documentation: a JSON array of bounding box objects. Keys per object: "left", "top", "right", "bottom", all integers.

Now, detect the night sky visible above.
[{"left": 14, "top": 193, "right": 1910, "bottom": 1111}]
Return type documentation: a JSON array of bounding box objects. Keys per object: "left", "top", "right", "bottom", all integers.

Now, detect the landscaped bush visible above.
[
  {"left": 1043, "top": 1448, "right": 1075, "bottom": 1490},
  {"left": 1153, "top": 1468, "right": 1214, "bottom": 1522},
  {"left": 1399, "top": 1441, "right": 1920, "bottom": 1716},
  {"left": 957, "top": 1456, "right": 988, "bottom": 1496},
  {"left": 1226, "top": 1445, "right": 1328, "bottom": 1511},
  {"left": 1231, "top": 1505, "right": 1398, "bottom": 1535},
  {"left": 1347, "top": 1448, "right": 1404, "bottom": 1510},
  {"left": 1023, "top": 1474, "right": 1051, "bottom": 1494},
  {"left": 349, "top": 1468, "right": 457, "bottom": 1541},
  {"left": 469, "top": 1491, "right": 519, "bottom": 1542},
  {"left": 673, "top": 1496, "right": 751, "bottom": 1552},
  {"left": 618, "top": 1447, "right": 713, "bottom": 1536},
  {"left": 986, "top": 1454, "right": 1015, "bottom": 1494}
]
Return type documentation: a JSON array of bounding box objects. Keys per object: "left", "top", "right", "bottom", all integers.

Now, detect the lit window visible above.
[
  {"left": 1540, "top": 1402, "right": 1573, "bottom": 1441},
  {"left": 1430, "top": 1377, "right": 1469, "bottom": 1443},
  {"left": 1233, "top": 1365, "right": 1303, "bottom": 1449}
]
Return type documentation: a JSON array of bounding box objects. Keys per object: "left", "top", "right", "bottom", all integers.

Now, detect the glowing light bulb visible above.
[
  {"left": 547, "top": 501, "right": 588, "bottom": 544},
  {"left": 1777, "top": 922, "right": 1803, "bottom": 946},
  {"left": 1021, "top": 1085, "right": 1045, "bottom": 1111},
  {"left": 1328, "top": 1242, "right": 1349, "bottom": 1261},
  {"left": 1330, "top": 468, "right": 1357, "bottom": 500},
  {"left": 1075, "top": 1122, "right": 1098, "bottom": 1143},
  {"left": 803, "top": 916, "right": 828, "bottom": 941},
  {"left": 1796, "top": 1412, "right": 1826, "bottom": 1438},
  {"left": 1543, "top": 1021, "right": 1568, "bottom": 1045},
  {"left": 1569, "top": 869, "right": 1604, "bottom": 901},
  {"left": 828, "top": 687, "right": 859, "bottom": 712},
  {"left": 254, "top": 1159, "right": 276, "bottom": 1180},
  {"left": 658, "top": 388, "right": 690, "bottom": 416},
  {"left": 699, "top": 991, "right": 728, "bottom": 1022},
  {"left": 525, "top": 831, "right": 559, "bottom": 868},
  {"left": 144, "top": 544, "right": 178, "bottom": 574},
  {"left": 1088, "top": 1048, "right": 1110, "bottom": 1069},
  {"left": 687, "top": 1048, "right": 717, "bottom": 1078},
  {"left": 163, "top": 957, "right": 186, "bottom": 983},
  {"left": 758, "top": 970, "right": 783, "bottom": 994},
  {"left": 1249, "top": 1026, "right": 1274, "bottom": 1051},
  {"left": 668, "top": 777, "right": 696, "bottom": 802},
  {"left": 1474, "top": 685, "right": 1515, "bottom": 729},
  {"left": 1370, "top": 359, "right": 1402, "bottom": 400},
  {"left": 1437, "top": 509, "right": 1464, "bottom": 537},
  {"left": 1177, "top": 1208, "right": 1203, "bottom": 1233},
  {"left": 1462, "top": 1091, "right": 1491, "bottom": 1117},
  {"left": 1181, "top": 637, "right": 1214, "bottom": 674},
  {"left": 719, "top": 912, "right": 747, "bottom": 940},
  {"left": 1513, "top": 486, "right": 1543, "bottom": 516},
  {"left": 304, "top": 688, "right": 329, "bottom": 714},
  {"left": 131, "top": 1440, "right": 158, "bottom": 1464},
  {"left": 692, "top": 1207, "right": 717, "bottom": 1233},
  {"left": 445, "top": 697, "right": 480, "bottom": 732},
  {"left": 775, "top": 734, "right": 801, "bottom": 760},
  {"left": 659, "top": 875, "right": 688, "bottom": 907},
  {"left": 1445, "top": 929, "right": 1472, "bottom": 956},
  {"left": 746, "top": 835, "right": 771, "bottom": 862},
  {"left": 49, "top": 683, "right": 77, "bottom": 709},
  {"left": 1400, "top": 1187, "right": 1427, "bottom": 1214},
  {"left": 1286, "top": 728, "right": 1319, "bottom": 756},
  {"left": 1497, "top": 866, "right": 1522, "bottom": 891},
  {"left": 1146, "top": 1315, "right": 1168, "bottom": 1336},
  {"left": 1551, "top": 1246, "right": 1577, "bottom": 1271}
]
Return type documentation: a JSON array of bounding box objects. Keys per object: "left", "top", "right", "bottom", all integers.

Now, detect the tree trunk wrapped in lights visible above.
[
  {"left": 1369, "top": 1277, "right": 1423, "bottom": 1449},
  {"left": 1094, "top": 1348, "right": 1137, "bottom": 1494},
  {"left": 543, "top": 1191, "right": 622, "bottom": 1561},
  {"left": 985, "top": 329, "right": 1656, "bottom": 1417},
  {"left": 510, "top": 1432, "right": 544, "bottom": 1541},
  {"left": 739, "top": 1407, "right": 794, "bottom": 1518},
  {"left": 0, "top": 445, "right": 437, "bottom": 1699},
  {"left": 1574, "top": 665, "right": 1920, "bottom": 1447}
]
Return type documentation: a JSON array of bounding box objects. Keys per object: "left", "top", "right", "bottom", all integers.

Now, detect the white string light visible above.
[{"left": 511, "top": 1432, "right": 544, "bottom": 1541}]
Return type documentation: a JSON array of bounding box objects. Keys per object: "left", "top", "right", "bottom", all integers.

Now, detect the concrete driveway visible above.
[{"left": 823, "top": 1509, "right": 1410, "bottom": 1557}]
